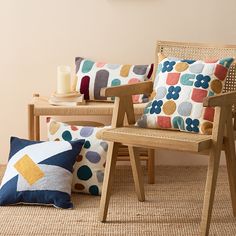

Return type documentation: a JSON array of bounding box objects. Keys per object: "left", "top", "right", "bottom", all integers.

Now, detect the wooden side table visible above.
[{"left": 28, "top": 94, "right": 155, "bottom": 184}]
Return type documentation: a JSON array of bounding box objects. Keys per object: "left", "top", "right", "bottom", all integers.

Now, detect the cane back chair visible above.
[{"left": 97, "top": 41, "right": 236, "bottom": 236}]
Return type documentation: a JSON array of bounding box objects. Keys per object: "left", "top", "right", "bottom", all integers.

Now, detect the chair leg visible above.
[
  {"left": 99, "top": 142, "right": 119, "bottom": 222},
  {"left": 224, "top": 112, "right": 236, "bottom": 216},
  {"left": 147, "top": 149, "right": 155, "bottom": 184},
  {"left": 225, "top": 148, "right": 236, "bottom": 216},
  {"left": 128, "top": 146, "right": 145, "bottom": 202},
  {"left": 200, "top": 149, "right": 221, "bottom": 236}
]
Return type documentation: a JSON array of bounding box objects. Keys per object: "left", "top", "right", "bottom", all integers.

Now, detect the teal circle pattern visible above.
[
  {"left": 89, "top": 185, "right": 99, "bottom": 196},
  {"left": 77, "top": 165, "right": 92, "bottom": 180},
  {"left": 82, "top": 60, "right": 94, "bottom": 73},
  {"left": 111, "top": 78, "right": 121, "bottom": 87},
  {"left": 84, "top": 140, "right": 91, "bottom": 149},
  {"left": 62, "top": 130, "right": 72, "bottom": 141}
]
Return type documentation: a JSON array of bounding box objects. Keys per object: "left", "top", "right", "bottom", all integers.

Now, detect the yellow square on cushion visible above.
[{"left": 14, "top": 155, "right": 44, "bottom": 185}]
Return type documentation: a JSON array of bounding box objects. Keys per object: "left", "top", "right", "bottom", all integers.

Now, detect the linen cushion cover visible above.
[
  {"left": 137, "top": 54, "right": 234, "bottom": 134},
  {"left": 0, "top": 137, "right": 85, "bottom": 209},
  {"left": 47, "top": 118, "right": 108, "bottom": 196},
  {"left": 75, "top": 57, "right": 154, "bottom": 103}
]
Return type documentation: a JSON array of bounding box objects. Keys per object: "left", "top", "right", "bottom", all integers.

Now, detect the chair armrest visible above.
[
  {"left": 100, "top": 80, "right": 153, "bottom": 97},
  {"left": 203, "top": 91, "right": 236, "bottom": 107}
]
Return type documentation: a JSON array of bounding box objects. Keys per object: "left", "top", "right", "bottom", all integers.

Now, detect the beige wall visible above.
[{"left": 0, "top": 0, "right": 236, "bottom": 164}]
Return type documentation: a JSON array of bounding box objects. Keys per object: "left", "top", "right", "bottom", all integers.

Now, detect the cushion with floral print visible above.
[
  {"left": 137, "top": 54, "right": 234, "bottom": 134},
  {"left": 75, "top": 57, "right": 154, "bottom": 103},
  {"left": 47, "top": 118, "right": 108, "bottom": 196}
]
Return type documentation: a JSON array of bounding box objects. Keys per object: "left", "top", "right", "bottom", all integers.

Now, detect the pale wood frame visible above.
[{"left": 98, "top": 41, "right": 236, "bottom": 236}]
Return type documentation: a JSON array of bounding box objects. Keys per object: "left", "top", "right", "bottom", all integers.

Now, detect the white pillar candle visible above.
[{"left": 57, "top": 65, "right": 71, "bottom": 94}]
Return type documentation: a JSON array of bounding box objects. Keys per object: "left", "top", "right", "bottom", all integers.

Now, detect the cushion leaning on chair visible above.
[
  {"left": 47, "top": 118, "right": 108, "bottom": 196},
  {"left": 136, "top": 54, "right": 234, "bottom": 134},
  {"left": 0, "top": 137, "right": 85, "bottom": 209}
]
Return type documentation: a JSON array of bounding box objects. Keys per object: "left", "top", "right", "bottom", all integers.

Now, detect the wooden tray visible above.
[{"left": 53, "top": 91, "right": 80, "bottom": 98}]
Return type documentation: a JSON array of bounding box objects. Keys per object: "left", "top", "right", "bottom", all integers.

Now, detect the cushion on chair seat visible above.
[
  {"left": 136, "top": 55, "right": 234, "bottom": 135},
  {"left": 97, "top": 126, "right": 212, "bottom": 152}
]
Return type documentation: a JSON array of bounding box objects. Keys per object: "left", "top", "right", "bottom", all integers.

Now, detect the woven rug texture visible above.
[{"left": 0, "top": 165, "right": 235, "bottom": 236}]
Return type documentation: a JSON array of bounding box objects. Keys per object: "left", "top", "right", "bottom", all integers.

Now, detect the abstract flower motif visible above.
[
  {"left": 162, "top": 61, "right": 176, "bottom": 73},
  {"left": 166, "top": 86, "right": 181, "bottom": 100},
  {"left": 150, "top": 100, "right": 163, "bottom": 114},
  {"left": 194, "top": 74, "right": 211, "bottom": 89},
  {"left": 186, "top": 118, "right": 200, "bottom": 133}
]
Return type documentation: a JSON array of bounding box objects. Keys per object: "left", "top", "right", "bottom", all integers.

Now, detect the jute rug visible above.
[{"left": 0, "top": 165, "right": 235, "bottom": 236}]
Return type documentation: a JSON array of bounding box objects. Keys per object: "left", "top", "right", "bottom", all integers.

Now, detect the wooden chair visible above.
[{"left": 97, "top": 41, "right": 236, "bottom": 236}]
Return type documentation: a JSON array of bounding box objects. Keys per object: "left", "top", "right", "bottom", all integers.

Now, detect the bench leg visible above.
[
  {"left": 128, "top": 146, "right": 145, "bottom": 201},
  {"left": 28, "top": 104, "right": 35, "bottom": 140},
  {"left": 35, "top": 116, "right": 40, "bottom": 141},
  {"left": 99, "top": 142, "right": 119, "bottom": 222}
]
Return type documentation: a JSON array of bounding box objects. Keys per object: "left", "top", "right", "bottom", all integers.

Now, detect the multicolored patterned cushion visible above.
[
  {"left": 137, "top": 54, "right": 234, "bottom": 134},
  {"left": 0, "top": 137, "right": 85, "bottom": 209},
  {"left": 47, "top": 118, "right": 108, "bottom": 196},
  {"left": 75, "top": 57, "right": 154, "bottom": 103}
]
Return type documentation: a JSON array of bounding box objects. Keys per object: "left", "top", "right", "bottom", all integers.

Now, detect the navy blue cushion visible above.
[{"left": 0, "top": 137, "right": 85, "bottom": 209}]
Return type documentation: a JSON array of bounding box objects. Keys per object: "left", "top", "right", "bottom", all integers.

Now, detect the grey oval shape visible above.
[
  {"left": 86, "top": 151, "right": 101, "bottom": 163},
  {"left": 100, "top": 141, "right": 108, "bottom": 152},
  {"left": 94, "top": 69, "right": 109, "bottom": 100},
  {"left": 133, "top": 65, "right": 148, "bottom": 75},
  {"left": 96, "top": 170, "right": 104, "bottom": 183}
]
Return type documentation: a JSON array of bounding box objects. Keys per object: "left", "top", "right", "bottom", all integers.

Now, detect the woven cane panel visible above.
[{"left": 156, "top": 41, "right": 236, "bottom": 111}]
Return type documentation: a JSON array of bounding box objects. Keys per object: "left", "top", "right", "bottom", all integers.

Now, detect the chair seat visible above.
[{"left": 97, "top": 126, "right": 212, "bottom": 153}]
